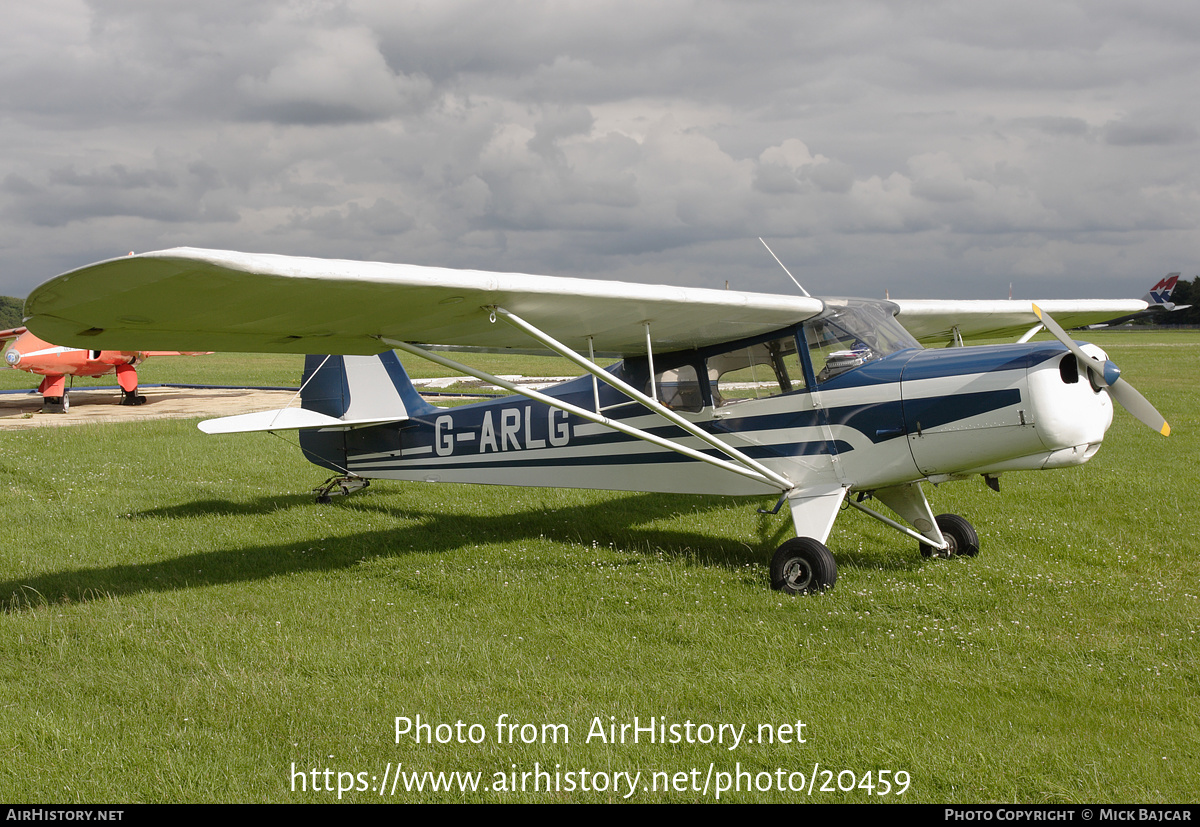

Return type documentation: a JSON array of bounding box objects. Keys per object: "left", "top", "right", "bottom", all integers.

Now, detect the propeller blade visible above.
[
  {"left": 1032, "top": 304, "right": 1104, "bottom": 375},
  {"left": 1108, "top": 377, "right": 1171, "bottom": 436},
  {"left": 1032, "top": 304, "right": 1169, "bottom": 437}
]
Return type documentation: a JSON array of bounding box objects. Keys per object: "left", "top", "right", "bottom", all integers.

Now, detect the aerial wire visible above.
[{"left": 758, "top": 237, "right": 810, "bottom": 297}]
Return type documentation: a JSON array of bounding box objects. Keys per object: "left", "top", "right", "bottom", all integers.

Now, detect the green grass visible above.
[{"left": 0, "top": 331, "right": 1196, "bottom": 803}]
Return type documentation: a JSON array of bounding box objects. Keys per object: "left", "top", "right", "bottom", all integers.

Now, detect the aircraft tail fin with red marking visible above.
[{"left": 1142, "top": 273, "right": 1188, "bottom": 311}]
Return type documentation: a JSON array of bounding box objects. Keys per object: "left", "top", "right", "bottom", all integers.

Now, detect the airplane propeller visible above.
[{"left": 1032, "top": 304, "right": 1170, "bottom": 436}]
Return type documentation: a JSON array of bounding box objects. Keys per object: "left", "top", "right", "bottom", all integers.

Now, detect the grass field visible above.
[{"left": 1, "top": 331, "right": 1196, "bottom": 803}]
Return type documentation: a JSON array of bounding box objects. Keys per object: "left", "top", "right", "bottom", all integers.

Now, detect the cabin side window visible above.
[
  {"left": 706, "top": 334, "right": 805, "bottom": 407},
  {"left": 651, "top": 364, "right": 704, "bottom": 412}
]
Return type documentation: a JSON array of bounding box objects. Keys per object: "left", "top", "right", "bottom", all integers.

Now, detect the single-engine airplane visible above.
[
  {"left": 0, "top": 326, "right": 208, "bottom": 412},
  {"left": 23, "top": 248, "right": 1170, "bottom": 593}
]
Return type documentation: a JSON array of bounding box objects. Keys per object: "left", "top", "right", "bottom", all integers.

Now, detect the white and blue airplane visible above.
[{"left": 23, "top": 248, "right": 1170, "bottom": 594}]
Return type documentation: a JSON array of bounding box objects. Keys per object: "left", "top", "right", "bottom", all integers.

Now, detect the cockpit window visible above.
[
  {"left": 651, "top": 364, "right": 704, "bottom": 412},
  {"left": 804, "top": 300, "right": 918, "bottom": 384},
  {"left": 707, "top": 334, "right": 805, "bottom": 407}
]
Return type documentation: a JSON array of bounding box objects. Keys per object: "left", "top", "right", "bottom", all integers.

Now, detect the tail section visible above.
[
  {"left": 199, "top": 350, "right": 435, "bottom": 434},
  {"left": 1142, "top": 273, "right": 1186, "bottom": 311},
  {"left": 296, "top": 351, "right": 438, "bottom": 475},
  {"left": 298, "top": 351, "right": 439, "bottom": 422}
]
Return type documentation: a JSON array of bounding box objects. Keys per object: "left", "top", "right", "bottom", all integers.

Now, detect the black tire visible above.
[
  {"left": 919, "top": 513, "right": 979, "bottom": 558},
  {"left": 770, "top": 537, "right": 837, "bottom": 594}
]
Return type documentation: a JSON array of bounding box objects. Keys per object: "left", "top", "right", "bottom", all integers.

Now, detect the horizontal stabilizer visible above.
[{"left": 199, "top": 407, "right": 407, "bottom": 434}]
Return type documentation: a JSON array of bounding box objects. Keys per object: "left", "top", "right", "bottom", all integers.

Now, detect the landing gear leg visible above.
[
  {"left": 116, "top": 364, "right": 145, "bottom": 405},
  {"left": 774, "top": 486, "right": 845, "bottom": 594},
  {"left": 39, "top": 377, "right": 68, "bottom": 413},
  {"left": 313, "top": 475, "right": 370, "bottom": 503}
]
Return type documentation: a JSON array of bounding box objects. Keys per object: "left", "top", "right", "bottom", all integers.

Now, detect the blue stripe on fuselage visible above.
[
  {"left": 342, "top": 342, "right": 1055, "bottom": 470},
  {"left": 899, "top": 343, "right": 1065, "bottom": 382}
]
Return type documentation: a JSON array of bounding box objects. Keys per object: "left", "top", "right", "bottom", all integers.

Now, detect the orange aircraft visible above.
[{"left": 1, "top": 326, "right": 206, "bottom": 412}]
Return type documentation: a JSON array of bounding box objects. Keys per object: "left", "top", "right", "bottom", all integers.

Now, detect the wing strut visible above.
[
  {"left": 489, "top": 306, "right": 796, "bottom": 491},
  {"left": 847, "top": 485, "right": 949, "bottom": 550},
  {"left": 1017, "top": 324, "right": 1043, "bottom": 343},
  {"left": 644, "top": 323, "right": 657, "bottom": 401},
  {"left": 587, "top": 336, "right": 600, "bottom": 412},
  {"left": 379, "top": 336, "right": 793, "bottom": 493}
]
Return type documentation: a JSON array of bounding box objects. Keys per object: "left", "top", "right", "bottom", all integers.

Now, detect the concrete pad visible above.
[{"left": 0, "top": 386, "right": 301, "bottom": 430}]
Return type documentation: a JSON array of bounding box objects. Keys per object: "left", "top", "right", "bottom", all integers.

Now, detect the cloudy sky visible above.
[{"left": 2, "top": 0, "right": 1197, "bottom": 301}]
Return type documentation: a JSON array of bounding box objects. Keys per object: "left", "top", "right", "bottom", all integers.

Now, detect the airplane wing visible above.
[
  {"left": 893, "top": 299, "right": 1149, "bottom": 345},
  {"left": 24, "top": 248, "right": 825, "bottom": 357},
  {"left": 0, "top": 326, "right": 27, "bottom": 343}
]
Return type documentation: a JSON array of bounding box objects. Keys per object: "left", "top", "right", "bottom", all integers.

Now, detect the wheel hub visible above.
[{"left": 783, "top": 559, "right": 813, "bottom": 590}]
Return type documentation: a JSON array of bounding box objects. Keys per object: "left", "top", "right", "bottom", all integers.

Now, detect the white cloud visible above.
[{"left": 236, "top": 26, "right": 432, "bottom": 124}]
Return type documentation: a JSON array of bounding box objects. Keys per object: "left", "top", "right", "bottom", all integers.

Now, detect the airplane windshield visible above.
[
  {"left": 707, "top": 335, "right": 805, "bottom": 407},
  {"left": 805, "top": 300, "right": 919, "bottom": 383}
]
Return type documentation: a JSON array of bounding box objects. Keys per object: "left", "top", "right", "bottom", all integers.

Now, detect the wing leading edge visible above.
[
  {"left": 894, "top": 298, "right": 1149, "bottom": 345},
  {"left": 25, "top": 248, "right": 825, "bottom": 357},
  {"left": 25, "top": 247, "right": 1151, "bottom": 355}
]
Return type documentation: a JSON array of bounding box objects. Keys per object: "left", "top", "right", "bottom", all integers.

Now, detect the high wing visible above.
[
  {"left": 893, "top": 298, "right": 1149, "bottom": 345},
  {"left": 24, "top": 248, "right": 825, "bottom": 357},
  {"left": 25, "top": 247, "right": 1151, "bottom": 355}
]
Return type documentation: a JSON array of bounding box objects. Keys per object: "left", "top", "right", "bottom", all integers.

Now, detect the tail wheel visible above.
[
  {"left": 770, "top": 537, "right": 837, "bottom": 594},
  {"left": 919, "top": 513, "right": 979, "bottom": 558}
]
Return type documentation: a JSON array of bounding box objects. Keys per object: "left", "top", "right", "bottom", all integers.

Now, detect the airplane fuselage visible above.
[
  {"left": 2, "top": 330, "right": 142, "bottom": 378},
  {"left": 298, "top": 335, "right": 1113, "bottom": 501}
]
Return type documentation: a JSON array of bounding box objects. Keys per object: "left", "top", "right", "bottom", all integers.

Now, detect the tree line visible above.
[{"left": 0, "top": 296, "right": 21, "bottom": 330}]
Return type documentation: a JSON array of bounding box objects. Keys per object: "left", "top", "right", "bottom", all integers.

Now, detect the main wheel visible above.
[
  {"left": 771, "top": 537, "right": 837, "bottom": 594},
  {"left": 919, "top": 513, "right": 979, "bottom": 558}
]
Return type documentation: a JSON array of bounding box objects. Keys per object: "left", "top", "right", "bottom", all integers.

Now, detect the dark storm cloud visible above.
[
  {"left": 1104, "top": 120, "right": 1200, "bottom": 147},
  {"left": 4, "top": 158, "right": 238, "bottom": 227}
]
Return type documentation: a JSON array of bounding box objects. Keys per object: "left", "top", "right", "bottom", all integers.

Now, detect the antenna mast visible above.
[{"left": 758, "top": 238, "right": 810, "bottom": 297}]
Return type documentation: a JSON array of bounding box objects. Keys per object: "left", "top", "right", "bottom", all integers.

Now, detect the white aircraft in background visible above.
[
  {"left": 1144, "top": 272, "right": 1188, "bottom": 312},
  {"left": 24, "top": 249, "right": 1169, "bottom": 594}
]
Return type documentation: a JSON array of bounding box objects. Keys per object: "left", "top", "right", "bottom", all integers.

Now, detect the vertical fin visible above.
[
  {"left": 300, "top": 351, "right": 437, "bottom": 419},
  {"left": 298, "top": 350, "right": 437, "bottom": 474}
]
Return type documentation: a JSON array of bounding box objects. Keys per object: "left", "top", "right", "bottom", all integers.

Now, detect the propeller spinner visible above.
[{"left": 1032, "top": 304, "right": 1170, "bottom": 436}]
